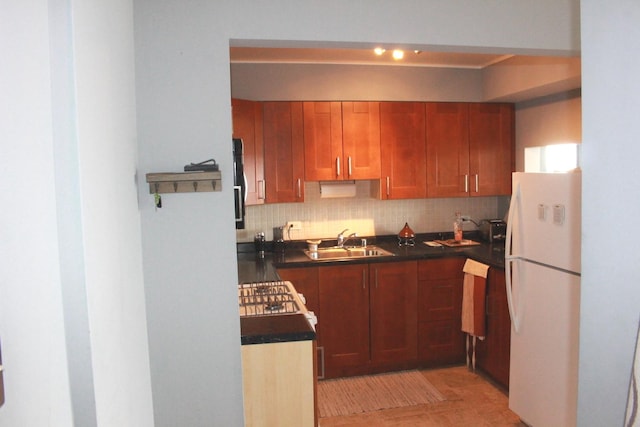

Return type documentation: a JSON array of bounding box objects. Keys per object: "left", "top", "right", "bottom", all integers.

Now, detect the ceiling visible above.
[{"left": 230, "top": 47, "right": 514, "bottom": 69}]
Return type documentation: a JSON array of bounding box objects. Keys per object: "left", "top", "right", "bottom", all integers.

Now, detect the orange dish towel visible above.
[{"left": 461, "top": 258, "right": 490, "bottom": 371}]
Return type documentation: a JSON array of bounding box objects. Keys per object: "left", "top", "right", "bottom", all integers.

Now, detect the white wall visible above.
[
  {"left": 71, "top": 0, "right": 154, "bottom": 425},
  {"left": 134, "top": 0, "right": 580, "bottom": 425},
  {"left": 579, "top": 1, "right": 640, "bottom": 425},
  {"left": 515, "top": 91, "right": 582, "bottom": 171},
  {"left": 0, "top": 2, "right": 74, "bottom": 425},
  {"left": 0, "top": 0, "right": 153, "bottom": 425},
  {"left": 231, "top": 63, "right": 483, "bottom": 101},
  {"left": 483, "top": 56, "right": 581, "bottom": 102}
]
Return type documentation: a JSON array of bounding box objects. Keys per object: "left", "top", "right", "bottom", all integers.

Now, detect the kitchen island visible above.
[{"left": 237, "top": 259, "right": 318, "bottom": 427}]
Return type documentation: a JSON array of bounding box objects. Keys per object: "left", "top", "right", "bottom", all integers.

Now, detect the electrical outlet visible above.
[{"left": 286, "top": 221, "right": 302, "bottom": 231}]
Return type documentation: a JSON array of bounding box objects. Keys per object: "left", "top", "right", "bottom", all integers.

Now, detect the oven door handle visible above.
[{"left": 234, "top": 185, "right": 244, "bottom": 223}]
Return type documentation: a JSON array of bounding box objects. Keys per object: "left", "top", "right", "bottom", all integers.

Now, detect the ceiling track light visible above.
[
  {"left": 373, "top": 47, "right": 420, "bottom": 59},
  {"left": 392, "top": 49, "right": 404, "bottom": 60}
]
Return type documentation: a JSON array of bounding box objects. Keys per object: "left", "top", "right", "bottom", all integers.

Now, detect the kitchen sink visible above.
[{"left": 304, "top": 245, "right": 395, "bottom": 261}]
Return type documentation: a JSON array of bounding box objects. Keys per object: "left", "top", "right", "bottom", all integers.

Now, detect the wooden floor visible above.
[{"left": 318, "top": 366, "right": 526, "bottom": 427}]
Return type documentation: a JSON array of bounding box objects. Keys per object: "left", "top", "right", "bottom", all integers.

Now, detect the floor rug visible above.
[{"left": 317, "top": 370, "right": 446, "bottom": 418}]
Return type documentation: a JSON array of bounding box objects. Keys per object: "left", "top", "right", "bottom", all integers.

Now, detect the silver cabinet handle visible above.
[
  {"left": 257, "top": 180, "right": 265, "bottom": 200},
  {"left": 475, "top": 174, "right": 479, "bottom": 192},
  {"left": 336, "top": 157, "right": 341, "bottom": 177},
  {"left": 317, "top": 346, "right": 325, "bottom": 379},
  {"left": 297, "top": 178, "right": 302, "bottom": 198},
  {"left": 386, "top": 176, "right": 390, "bottom": 197},
  {"left": 464, "top": 174, "right": 469, "bottom": 193},
  {"left": 348, "top": 156, "right": 352, "bottom": 177}
]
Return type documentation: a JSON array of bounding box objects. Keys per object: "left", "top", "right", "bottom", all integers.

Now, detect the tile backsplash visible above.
[{"left": 236, "top": 181, "right": 507, "bottom": 242}]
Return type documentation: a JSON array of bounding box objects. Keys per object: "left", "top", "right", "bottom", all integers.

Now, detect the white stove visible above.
[
  {"left": 238, "top": 280, "right": 302, "bottom": 317},
  {"left": 238, "top": 280, "right": 317, "bottom": 329}
]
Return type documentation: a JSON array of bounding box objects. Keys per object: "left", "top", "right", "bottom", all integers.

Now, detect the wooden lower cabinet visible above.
[
  {"left": 417, "top": 258, "right": 466, "bottom": 366},
  {"left": 278, "top": 259, "right": 510, "bottom": 383},
  {"left": 475, "top": 268, "right": 511, "bottom": 389},
  {"left": 314, "top": 261, "right": 418, "bottom": 378},
  {"left": 369, "top": 262, "right": 418, "bottom": 365},
  {"left": 318, "top": 263, "right": 370, "bottom": 377},
  {"left": 277, "top": 267, "right": 320, "bottom": 317}
]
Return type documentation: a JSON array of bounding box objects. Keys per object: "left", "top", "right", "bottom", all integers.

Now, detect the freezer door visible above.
[
  {"left": 510, "top": 172, "right": 581, "bottom": 274},
  {"left": 508, "top": 260, "right": 580, "bottom": 427}
]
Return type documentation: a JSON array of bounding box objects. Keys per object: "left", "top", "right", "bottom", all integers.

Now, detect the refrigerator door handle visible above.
[{"left": 505, "top": 181, "right": 522, "bottom": 333}]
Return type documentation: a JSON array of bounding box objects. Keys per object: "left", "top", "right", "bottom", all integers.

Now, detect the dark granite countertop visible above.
[
  {"left": 240, "top": 314, "right": 316, "bottom": 345},
  {"left": 237, "top": 231, "right": 505, "bottom": 346}
]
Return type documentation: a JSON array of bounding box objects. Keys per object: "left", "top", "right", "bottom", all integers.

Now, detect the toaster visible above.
[{"left": 479, "top": 219, "right": 507, "bottom": 243}]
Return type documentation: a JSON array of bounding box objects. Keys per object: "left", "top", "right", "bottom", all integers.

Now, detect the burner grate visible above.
[{"left": 238, "top": 281, "right": 301, "bottom": 317}]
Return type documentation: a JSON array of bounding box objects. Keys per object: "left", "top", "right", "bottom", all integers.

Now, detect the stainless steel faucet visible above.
[{"left": 337, "top": 229, "right": 358, "bottom": 248}]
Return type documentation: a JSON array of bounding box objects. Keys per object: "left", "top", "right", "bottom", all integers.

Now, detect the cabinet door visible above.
[
  {"left": 417, "top": 258, "right": 466, "bottom": 366},
  {"left": 475, "top": 268, "right": 511, "bottom": 389},
  {"left": 468, "top": 103, "right": 514, "bottom": 196},
  {"left": 318, "top": 264, "right": 369, "bottom": 378},
  {"left": 277, "top": 267, "right": 320, "bottom": 322},
  {"left": 303, "top": 101, "right": 343, "bottom": 181},
  {"left": 342, "top": 101, "right": 381, "bottom": 180},
  {"left": 426, "top": 102, "right": 470, "bottom": 198},
  {"left": 263, "top": 101, "right": 305, "bottom": 203},
  {"left": 379, "top": 102, "right": 426, "bottom": 199},
  {"left": 369, "top": 261, "right": 418, "bottom": 364},
  {"left": 232, "top": 98, "right": 264, "bottom": 205}
]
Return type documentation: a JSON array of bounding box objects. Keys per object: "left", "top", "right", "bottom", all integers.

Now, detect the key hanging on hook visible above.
[{"left": 154, "top": 183, "right": 162, "bottom": 209}]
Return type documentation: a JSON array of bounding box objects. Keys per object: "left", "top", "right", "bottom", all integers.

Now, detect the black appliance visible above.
[
  {"left": 479, "top": 219, "right": 507, "bottom": 242},
  {"left": 233, "top": 138, "right": 246, "bottom": 229}
]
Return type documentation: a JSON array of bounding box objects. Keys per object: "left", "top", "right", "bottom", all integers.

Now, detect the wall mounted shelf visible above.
[{"left": 146, "top": 171, "right": 222, "bottom": 194}]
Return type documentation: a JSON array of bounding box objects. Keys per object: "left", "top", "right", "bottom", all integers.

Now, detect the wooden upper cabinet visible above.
[
  {"left": 232, "top": 98, "right": 264, "bottom": 205},
  {"left": 426, "top": 102, "right": 470, "bottom": 198},
  {"left": 303, "top": 102, "right": 343, "bottom": 181},
  {"left": 263, "top": 101, "right": 305, "bottom": 203},
  {"left": 342, "top": 102, "right": 380, "bottom": 180},
  {"left": 468, "top": 103, "right": 514, "bottom": 196},
  {"left": 304, "top": 101, "right": 380, "bottom": 181},
  {"left": 426, "top": 102, "right": 514, "bottom": 198},
  {"left": 379, "top": 102, "right": 427, "bottom": 199}
]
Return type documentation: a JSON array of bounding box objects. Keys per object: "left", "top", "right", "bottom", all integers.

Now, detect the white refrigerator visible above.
[{"left": 505, "top": 171, "right": 581, "bottom": 427}]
